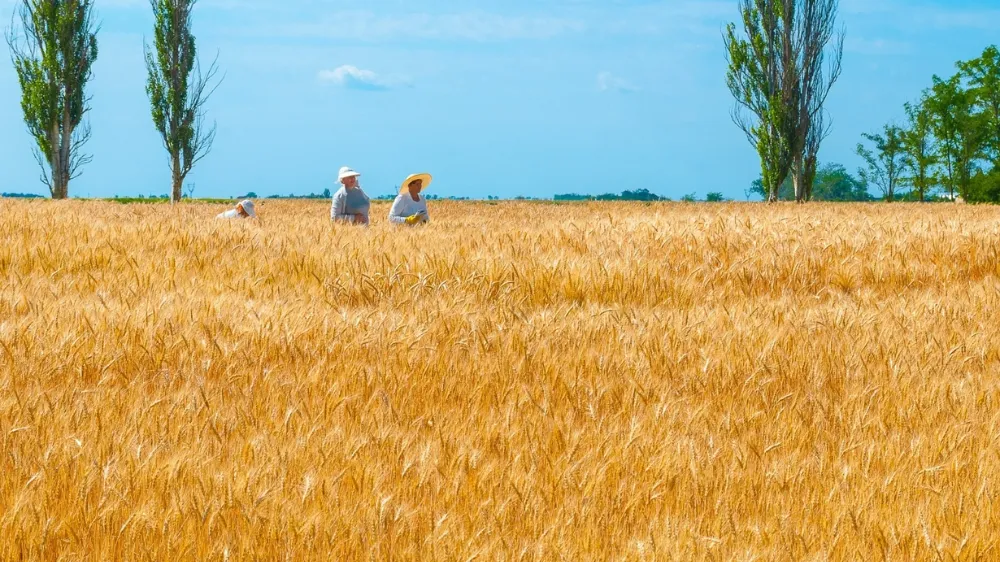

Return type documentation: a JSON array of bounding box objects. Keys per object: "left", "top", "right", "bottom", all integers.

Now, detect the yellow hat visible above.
[{"left": 400, "top": 173, "right": 432, "bottom": 193}]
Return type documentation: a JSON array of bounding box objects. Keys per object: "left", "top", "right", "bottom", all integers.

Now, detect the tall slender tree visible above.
[
  {"left": 725, "top": 0, "right": 797, "bottom": 203},
  {"left": 725, "top": 0, "right": 843, "bottom": 203},
  {"left": 6, "top": 0, "right": 99, "bottom": 199},
  {"left": 145, "top": 0, "right": 221, "bottom": 203},
  {"left": 788, "top": 0, "right": 844, "bottom": 202},
  {"left": 900, "top": 99, "right": 937, "bottom": 202},
  {"left": 856, "top": 124, "right": 906, "bottom": 202},
  {"left": 958, "top": 46, "right": 1000, "bottom": 168},
  {"left": 926, "top": 75, "right": 985, "bottom": 200}
]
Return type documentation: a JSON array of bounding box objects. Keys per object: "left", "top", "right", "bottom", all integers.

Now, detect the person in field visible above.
[
  {"left": 331, "top": 166, "right": 371, "bottom": 225},
  {"left": 217, "top": 199, "right": 256, "bottom": 219},
  {"left": 389, "top": 173, "right": 432, "bottom": 226}
]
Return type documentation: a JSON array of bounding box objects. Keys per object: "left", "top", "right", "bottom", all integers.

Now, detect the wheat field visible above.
[{"left": 1, "top": 199, "right": 1000, "bottom": 560}]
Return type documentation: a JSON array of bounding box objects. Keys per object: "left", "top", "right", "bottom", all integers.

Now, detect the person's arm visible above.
[
  {"left": 388, "top": 196, "right": 409, "bottom": 224},
  {"left": 330, "top": 190, "right": 354, "bottom": 222}
]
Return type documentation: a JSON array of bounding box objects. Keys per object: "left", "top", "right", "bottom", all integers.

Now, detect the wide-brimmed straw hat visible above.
[
  {"left": 400, "top": 173, "right": 432, "bottom": 193},
  {"left": 338, "top": 166, "right": 361, "bottom": 181},
  {"left": 238, "top": 200, "right": 256, "bottom": 218}
]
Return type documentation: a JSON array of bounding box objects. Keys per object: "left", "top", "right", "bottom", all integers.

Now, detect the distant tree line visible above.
[
  {"left": 555, "top": 189, "right": 667, "bottom": 201},
  {"left": 265, "top": 189, "right": 330, "bottom": 200},
  {"left": 857, "top": 46, "right": 1000, "bottom": 202},
  {"left": 1, "top": 192, "right": 44, "bottom": 198},
  {"left": 554, "top": 189, "right": 730, "bottom": 202}
]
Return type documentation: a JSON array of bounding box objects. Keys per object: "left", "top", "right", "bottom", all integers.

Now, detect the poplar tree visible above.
[{"left": 145, "top": 0, "right": 221, "bottom": 203}]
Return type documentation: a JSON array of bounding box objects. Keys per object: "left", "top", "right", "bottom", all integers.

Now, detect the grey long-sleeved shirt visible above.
[{"left": 330, "top": 185, "right": 371, "bottom": 224}]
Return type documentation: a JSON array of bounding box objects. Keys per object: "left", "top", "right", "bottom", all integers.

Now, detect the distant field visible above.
[{"left": 2, "top": 199, "right": 1000, "bottom": 560}]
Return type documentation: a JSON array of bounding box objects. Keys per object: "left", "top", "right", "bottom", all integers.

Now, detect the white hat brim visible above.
[{"left": 400, "top": 173, "right": 433, "bottom": 193}]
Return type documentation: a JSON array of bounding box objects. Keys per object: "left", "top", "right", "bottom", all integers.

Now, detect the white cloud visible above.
[
  {"left": 318, "top": 65, "right": 409, "bottom": 91},
  {"left": 597, "top": 71, "right": 636, "bottom": 93}
]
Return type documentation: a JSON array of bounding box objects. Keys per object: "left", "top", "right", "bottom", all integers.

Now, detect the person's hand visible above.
[
  {"left": 354, "top": 213, "right": 366, "bottom": 223},
  {"left": 405, "top": 214, "right": 420, "bottom": 225}
]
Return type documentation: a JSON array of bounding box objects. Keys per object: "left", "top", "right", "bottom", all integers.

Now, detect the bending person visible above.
[
  {"left": 217, "top": 199, "right": 256, "bottom": 219},
  {"left": 389, "top": 173, "right": 432, "bottom": 226},
  {"left": 331, "top": 166, "right": 371, "bottom": 225}
]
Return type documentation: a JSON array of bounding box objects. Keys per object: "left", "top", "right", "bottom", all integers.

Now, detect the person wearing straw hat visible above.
[
  {"left": 389, "top": 173, "right": 432, "bottom": 226},
  {"left": 331, "top": 166, "right": 371, "bottom": 225},
  {"left": 217, "top": 199, "right": 257, "bottom": 219}
]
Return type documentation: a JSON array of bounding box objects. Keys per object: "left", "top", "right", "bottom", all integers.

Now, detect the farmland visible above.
[{"left": 2, "top": 200, "right": 1000, "bottom": 560}]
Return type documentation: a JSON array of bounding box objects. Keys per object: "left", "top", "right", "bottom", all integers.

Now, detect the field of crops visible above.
[{"left": 2, "top": 199, "right": 1000, "bottom": 560}]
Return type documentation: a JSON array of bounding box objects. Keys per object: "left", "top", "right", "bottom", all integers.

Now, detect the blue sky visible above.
[{"left": 0, "top": 0, "right": 998, "bottom": 200}]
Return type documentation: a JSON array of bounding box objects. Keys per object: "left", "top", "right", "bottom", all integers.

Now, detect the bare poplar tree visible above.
[
  {"left": 6, "top": 0, "right": 99, "bottom": 199},
  {"left": 788, "top": 0, "right": 843, "bottom": 202},
  {"left": 145, "top": 0, "right": 221, "bottom": 204}
]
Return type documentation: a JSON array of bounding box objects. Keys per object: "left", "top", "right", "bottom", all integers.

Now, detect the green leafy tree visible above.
[
  {"left": 750, "top": 162, "right": 872, "bottom": 201},
  {"left": 145, "top": 0, "right": 222, "bottom": 203},
  {"left": 705, "top": 192, "right": 727, "bottom": 202},
  {"left": 724, "top": 0, "right": 796, "bottom": 202},
  {"left": 857, "top": 124, "right": 906, "bottom": 202},
  {"left": 958, "top": 45, "right": 1000, "bottom": 167},
  {"left": 811, "top": 163, "right": 874, "bottom": 201},
  {"left": 900, "top": 99, "right": 938, "bottom": 202},
  {"left": 925, "top": 74, "right": 986, "bottom": 200},
  {"left": 6, "top": 0, "right": 99, "bottom": 199}
]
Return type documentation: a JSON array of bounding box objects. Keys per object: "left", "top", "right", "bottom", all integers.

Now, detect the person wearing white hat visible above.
[
  {"left": 330, "top": 166, "right": 371, "bottom": 225},
  {"left": 388, "top": 173, "right": 432, "bottom": 226},
  {"left": 217, "top": 199, "right": 257, "bottom": 219}
]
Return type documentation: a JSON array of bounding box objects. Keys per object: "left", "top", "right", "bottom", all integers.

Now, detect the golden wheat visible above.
[{"left": 1, "top": 199, "right": 1000, "bottom": 560}]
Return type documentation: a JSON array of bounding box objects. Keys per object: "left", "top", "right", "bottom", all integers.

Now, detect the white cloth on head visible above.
[
  {"left": 388, "top": 193, "right": 429, "bottom": 224},
  {"left": 239, "top": 200, "right": 256, "bottom": 217}
]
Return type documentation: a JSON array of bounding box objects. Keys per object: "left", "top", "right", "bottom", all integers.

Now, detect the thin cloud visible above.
[
  {"left": 318, "top": 65, "right": 409, "bottom": 91},
  {"left": 597, "top": 71, "right": 637, "bottom": 93}
]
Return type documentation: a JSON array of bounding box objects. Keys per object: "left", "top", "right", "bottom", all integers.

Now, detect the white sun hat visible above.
[
  {"left": 338, "top": 166, "right": 361, "bottom": 181},
  {"left": 238, "top": 199, "right": 256, "bottom": 218},
  {"left": 400, "top": 173, "right": 433, "bottom": 193}
]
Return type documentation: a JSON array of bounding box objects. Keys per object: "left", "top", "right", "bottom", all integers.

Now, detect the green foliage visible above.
[
  {"left": 857, "top": 124, "right": 906, "bottom": 201},
  {"left": 680, "top": 193, "right": 698, "bottom": 203},
  {"left": 1, "top": 192, "right": 45, "bottom": 199},
  {"left": 705, "top": 192, "right": 726, "bottom": 202},
  {"left": 900, "top": 99, "right": 938, "bottom": 201},
  {"left": 924, "top": 73, "right": 987, "bottom": 199},
  {"left": 554, "top": 189, "right": 668, "bottom": 202},
  {"left": 812, "top": 163, "right": 875, "bottom": 202},
  {"left": 724, "top": 2, "right": 796, "bottom": 202},
  {"left": 7, "top": 0, "right": 99, "bottom": 198},
  {"left": 967, "top": 168, "right": 1000, "bottom": 203},
  {"left": 145, "top": 0, "right": 220, "bottom": 202},
  {"left": 958, "top": 46, "right": 1000, "bottom": 167},
  {"left": 879, "top": 44, "right": 1000, "bottom": 203},
  {"left": 750, "top": 163, "right": 874, "bottom": 202}
]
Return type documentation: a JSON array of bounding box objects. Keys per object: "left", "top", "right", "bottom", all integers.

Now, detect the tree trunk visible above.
[
  {"left": 791, "top": 155, "right": 805, "bottom": 203},
  {"left": 59, "top": 92, "right": 73, "bottom": 199},
  {"left": 171, "top": 154, "right": 183, "bottom": 203}
]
